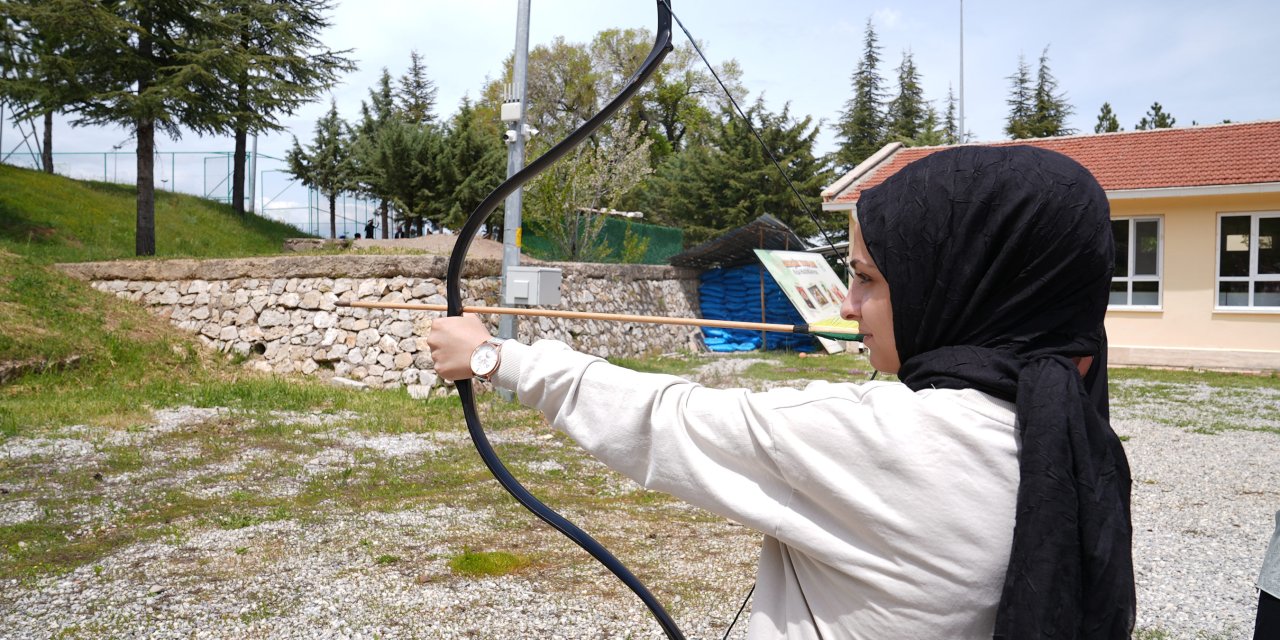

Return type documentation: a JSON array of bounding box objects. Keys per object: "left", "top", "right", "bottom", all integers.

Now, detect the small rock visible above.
[{"left": 330, "top": 377, "right": 368, "bottom": 390}]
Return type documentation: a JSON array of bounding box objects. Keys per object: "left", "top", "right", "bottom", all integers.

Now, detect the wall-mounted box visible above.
[{"left": 504, "top": 266, "right": 561, "bottom": 306}]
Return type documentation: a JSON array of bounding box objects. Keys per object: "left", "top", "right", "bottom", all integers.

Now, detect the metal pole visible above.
[
  {"left": 959, "top": 0, "right": 965, "bottom": 143},
  {"left": 499, "top": 0, "right": 532, "bottom": 345},
  {"left": 247, "top": 134, "right": 258, "bottom": 213}
]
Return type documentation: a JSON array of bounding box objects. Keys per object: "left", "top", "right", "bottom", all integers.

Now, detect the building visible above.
[{"left": 821, "top": 120, "right": 1280, "bottom": 370}]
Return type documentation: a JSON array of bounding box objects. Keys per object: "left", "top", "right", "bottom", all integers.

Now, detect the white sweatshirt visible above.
[{"left": 491, "top": 340, "right": 1021, "bottom": 640}]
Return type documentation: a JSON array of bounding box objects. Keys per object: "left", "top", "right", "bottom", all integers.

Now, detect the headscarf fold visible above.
[{"left": 857, "top": 145, "right": 1135, "bottom": 639}]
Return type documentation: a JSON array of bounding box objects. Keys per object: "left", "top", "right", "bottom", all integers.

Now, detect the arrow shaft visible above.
[{"left": 339, "top": 300, "right": 809, "bottom": 334}]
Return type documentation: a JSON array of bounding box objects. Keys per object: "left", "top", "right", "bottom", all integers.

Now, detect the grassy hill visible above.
[
  {"left": 0, "top": 163, "right": 313, "bottom": 386},
  {"left": 0, "top": 163, "right": 309, "bottom": 264}
]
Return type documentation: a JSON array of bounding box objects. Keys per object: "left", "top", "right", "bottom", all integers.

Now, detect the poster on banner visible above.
[{"left": 753, "top": 249, "right": 852, "bottom": 354}]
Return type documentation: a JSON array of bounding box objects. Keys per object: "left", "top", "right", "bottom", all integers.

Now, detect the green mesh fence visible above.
[{"left": 523, "top": 215, "right": 684, "bottom": 265}]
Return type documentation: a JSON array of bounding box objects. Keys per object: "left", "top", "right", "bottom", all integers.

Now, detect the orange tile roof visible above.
[{"left": 826, "top": 120, "right": 1280, "bottom": 205}]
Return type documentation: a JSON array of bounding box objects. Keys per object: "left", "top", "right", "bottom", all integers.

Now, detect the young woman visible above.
[{"left": 427, "top": 145, "right": 1136, "bottom": 639}]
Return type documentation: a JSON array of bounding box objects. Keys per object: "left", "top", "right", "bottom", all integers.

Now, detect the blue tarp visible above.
[{"left": 699, "top": 264, "right": 816, "bottom": 352}]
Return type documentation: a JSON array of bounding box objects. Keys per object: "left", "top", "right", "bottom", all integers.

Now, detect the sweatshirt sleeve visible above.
[{"left": 491, "top": 339, "right": 796, "bottom": 536}]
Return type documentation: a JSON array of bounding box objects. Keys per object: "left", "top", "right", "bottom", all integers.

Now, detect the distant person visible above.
[
  {"left": 365, "top": 219, "right": 376, "bottom": 239},
  {"left": 354, "top": 233, "right": 361, "bottom": 240}
]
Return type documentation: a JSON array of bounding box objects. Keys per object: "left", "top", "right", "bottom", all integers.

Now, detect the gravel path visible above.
[{"left": 1, "top": 369, "right": 1276, "bottom": 639}]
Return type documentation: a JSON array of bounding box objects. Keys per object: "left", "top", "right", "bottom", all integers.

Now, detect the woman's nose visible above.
[{"left": 840, "top": 287, "right": 859, "bottom": 321}]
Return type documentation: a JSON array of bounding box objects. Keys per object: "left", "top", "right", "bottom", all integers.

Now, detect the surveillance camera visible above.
[
  {"left": 503, "top": 129, "right": 518, "bottom": 143},
  {"left": 523, "top": 126, "right": 539, "bottom": 139}
]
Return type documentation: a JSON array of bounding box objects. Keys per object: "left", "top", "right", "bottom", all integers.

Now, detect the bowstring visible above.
[{"left": 657, "top": 0, "right": 846, "bottom": 277}]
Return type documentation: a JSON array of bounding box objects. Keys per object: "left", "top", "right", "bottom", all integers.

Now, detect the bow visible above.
[{"left": 444, "top": 2, "right": 682, "bottom": 638}]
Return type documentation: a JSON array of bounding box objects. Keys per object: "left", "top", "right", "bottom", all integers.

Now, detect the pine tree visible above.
[
  {"left": 834, "top": 18, "right": 887, "bottom": 171},
  {"left": 286, "top": 100, "right": 353, "bottom": 239},
  {"left": 397, "top": 50, "right": 438, "bottom": 126},
  {"left": 634, "top": 100, "right": 834, "bottom": 247},
  {"left": 350, "top": 70, "right": 399, "bottom": 238},
  {"left": 1004, "top": 54, "right": 1033, "bottom": 139},
  {"left": 0, "top": 0, "right": 77, "bottom": 174},
  {"left": 222, "top": 0, "right": 354, "bottom": 215},
  {"left": 943, "top": 85, "right": 959, "bottom": 145},
  {"left": 886, "top": 50, "right": 927, "bottom": 143},
  {"left": 1027, "top": 46, "right": 1074, "bottom": 137},
  {"left": 912, "top": 105, "right": 946, "bottom": 147},
  {"left": 1095, "top": 102, "right": 1121, "bottom": 133},
  {"left": 435, "top": 98, "right": 505, "bottom": 230},
  {"left": 1135, "top": 102, "right": 1176, "bottom": 130}
]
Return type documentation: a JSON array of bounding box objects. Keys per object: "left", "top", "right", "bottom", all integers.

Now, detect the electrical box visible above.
[
  {"left": 500, "top": 101, "right": 523, "bottom": 123},
  {"left": 504, "top": 266, "right": 561, "bottom": 306}
]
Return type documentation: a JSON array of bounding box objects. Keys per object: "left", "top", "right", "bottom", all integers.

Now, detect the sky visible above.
[{"left": 3, "top": 0, "right": 1277, "bottom": 231}]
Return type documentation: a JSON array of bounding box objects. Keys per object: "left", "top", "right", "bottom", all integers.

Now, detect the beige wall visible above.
[
  {"left": 1107, "top": 192, "right": 1280, "bottom": 370},
  {"left": 840, "top": 194, "right": 1280, "bottom": 370}
]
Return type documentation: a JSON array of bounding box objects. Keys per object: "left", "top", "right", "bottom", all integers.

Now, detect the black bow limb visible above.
[{"left": 444, "top": 2, "right": 683, "bottom": 638}]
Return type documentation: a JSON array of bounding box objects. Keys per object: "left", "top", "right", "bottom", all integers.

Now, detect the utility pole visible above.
[
  {"left": 500, "top": 0, "right": 532, "bottom": 342},
  {"left": 496, "top": 0, "right": 532, "bottom": 400},
  {"left": 959, "top": 0, "right": 966, "bottom": 143}
]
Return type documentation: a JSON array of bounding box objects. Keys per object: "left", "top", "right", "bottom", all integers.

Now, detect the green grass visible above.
[
  {"left": 447, "top": 549, "right": 532, "bottom": 577},
  {"left": 742, "top": 351, "right": 884, "bottom": 383},
  {"left": 0, "top": 163, "right": 308, "bottom": 264}
]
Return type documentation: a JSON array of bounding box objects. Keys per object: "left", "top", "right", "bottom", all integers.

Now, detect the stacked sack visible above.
[{"left": 698, "top": 265, "right": 816, "bottom": 353}]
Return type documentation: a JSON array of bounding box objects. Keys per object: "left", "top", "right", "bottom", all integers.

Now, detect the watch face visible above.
[{"left": 470, "top": 342, "right": 499, "bottom": 378}]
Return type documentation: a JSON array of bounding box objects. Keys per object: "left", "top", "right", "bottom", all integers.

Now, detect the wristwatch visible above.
[{"left": 469, "top": 338, "right": 506, "bottom": 381}]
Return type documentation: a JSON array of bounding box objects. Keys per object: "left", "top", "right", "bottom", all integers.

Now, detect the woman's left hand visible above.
[{"left": 425, "top": 314, "right": 493, "bottom": 381}]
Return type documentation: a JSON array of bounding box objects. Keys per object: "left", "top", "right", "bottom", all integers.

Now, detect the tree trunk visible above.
[
  {"left": 41, "top": 111, "right": 53, "bottom": 173},
  {"left": 380, "top": 200, "right": 389, "bottom": 239},
  {"left": 136, "top": 117, "right": 156, "bottom": 256},
  {"left": 328, "top": 193, "right": 337, "bottom": 238},
  {"left": 232, "top": 125, "right": 247, "bottom": 214}
]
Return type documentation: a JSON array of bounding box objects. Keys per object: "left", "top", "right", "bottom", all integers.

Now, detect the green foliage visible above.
[
  {"left": 448, "top": 550, "right": 531, "bottom": 577},
  {"left": 220, "top": 0, "right": 354, "bottom": 214},
  {"left": 435, "top": 98, "right": 505, "bottom": 230},
  {"left": 1028, "top": 47, "right": 1075, "bottom": 137},
  {"left": 1095, "top": 102, "right": 1122, "bottom": 133},
  {"left": 1005, "top": 54, "right": 1035, "bottom": 139},
  {"left": 1006, "top": 47, "right": 1073, "bottom": 139},
  {"left": 630, "top": 100, "right": 835, "bottom": 247},
  {"left": 1135, "top": 102, "right": 1176, "bottom": 130},
  {"left": 834, "top": 18, "right": 888, "bottom": 171},
  {"left": 525, "top": 119, "right": 654, "bottom": 261},
  {"left": 502, "top": 28, "right": 740, "bottom": 167},
  {"left": 286, "top": 100, "right": 353, "bottom": 238},
  {"left": 886, "top": 51, "right": 927, "bottom": 143},
  {"left": 397, "top": 50, "right": 438, "bottom": 126},
  {"left": 943, "top": 85, "right": 960, "bottom": 145}
]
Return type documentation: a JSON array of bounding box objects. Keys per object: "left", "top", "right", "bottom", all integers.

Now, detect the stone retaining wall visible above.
[{"left": 58, "top": 256, "right": 701, "bottom": 390}]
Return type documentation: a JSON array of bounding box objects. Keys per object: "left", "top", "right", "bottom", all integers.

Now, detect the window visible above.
[
  {"left": 1217, "top": 212, "right": 1280, "bottom": 309},
  {"left": 1111, "top": 217, "right": 1162, "bottom": 308}
]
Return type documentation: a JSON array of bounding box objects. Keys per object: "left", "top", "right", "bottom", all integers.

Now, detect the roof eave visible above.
[{"left": 1106, "top": 182, "right": 1280, "bottom": 199}]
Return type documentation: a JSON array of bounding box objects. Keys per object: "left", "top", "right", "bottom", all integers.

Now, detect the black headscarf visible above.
[{"left": 857, "top": 145, "right": 1135, "bottom": 639}]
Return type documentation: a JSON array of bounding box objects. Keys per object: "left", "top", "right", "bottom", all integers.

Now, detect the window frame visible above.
[
  {"left": 1215, "top": 211, "right": 1280, "bottom": 312},
  {"left": 1109, "top": 216, "right": 1164, "bottom": 310}
]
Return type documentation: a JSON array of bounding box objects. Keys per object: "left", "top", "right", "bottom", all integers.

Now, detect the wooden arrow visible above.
[{"left": 335, "top": 300, "right": 863, "bottom": 341}]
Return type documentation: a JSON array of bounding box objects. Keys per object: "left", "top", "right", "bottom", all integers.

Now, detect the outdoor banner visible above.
[{"left": 754, "top": 249, "right": 852, "bottom": 354}]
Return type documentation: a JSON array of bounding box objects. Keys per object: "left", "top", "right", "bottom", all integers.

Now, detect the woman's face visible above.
[{"left": 841, "top": 223, "right": 900, "bottom": 374}]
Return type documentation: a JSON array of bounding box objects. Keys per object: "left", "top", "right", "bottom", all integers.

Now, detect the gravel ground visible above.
[{"left": 1, "top": 364, "right": 1276, "bottom": 639}]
